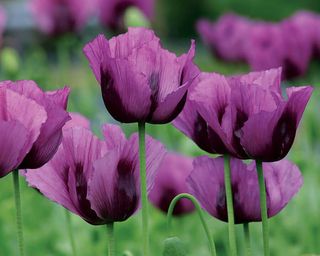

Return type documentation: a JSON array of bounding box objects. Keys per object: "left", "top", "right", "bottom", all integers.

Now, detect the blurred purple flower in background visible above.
[
  {"left": 98, "top": 0, "right": 155, "bottom": 31},
  {"left": 0, "top": 80, "right": 70, "bottom": 178},
  {"left": 0, "top": 5, "right": 6, "bottom": 47},
  {"left": 30, "top": 0, "right": 95, "bottom": 35},
  {"left": 187, "top": 156, "right": 302, "bottom": 223},
  {"left": 24, "top": 123, "right": 165, "bottom": 225},
  {"left": 174, "top": 68, "right": 313, "bottom": 161},
  {"left": 149, "top": 152, "right": 195, "bottom": 216},
  {"left": 197, "top": 14, "right": 252, "bottom": 61},
  {"left": 84, "top": 27, "right": 199, "bottom": 124},
  {"left": 197, "top": 11, "right": 320, "bottom": 79}
]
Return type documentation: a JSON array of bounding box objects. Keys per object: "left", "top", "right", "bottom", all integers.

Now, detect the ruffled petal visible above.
[
  {"left": 102, "top": 123, "right": 126, "bottom": 150},
  {"left": 0, "top": 121, "right": 28, "bottom": 177}
]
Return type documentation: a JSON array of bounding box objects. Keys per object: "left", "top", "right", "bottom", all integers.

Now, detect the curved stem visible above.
[
  {"left": 243, "top": 223, "right": 251, "bottom": 256},
  {"left": 65, "top": 209, "right": 77, "bottom": 256},
  {"left": 223, "top": 155, "right": 238, "bottom": 256},
  {"left": 167, "top": 193, "right": 217, "bottom": 256},
  {"left": 107, "top": 223, "right": 115, "bottom": 256},
  {"left": 12, "top": 169, "right": 24, "bottom": 256},
  {"left": 256, "top": 161, "right": 270, "bottom": 256},
  {"left": 138, "top": 122, "right": 149, "bottom": 256}
]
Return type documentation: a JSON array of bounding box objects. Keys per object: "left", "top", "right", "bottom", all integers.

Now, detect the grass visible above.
[{"left": 0, "top": 36, "right": 320, "bottom": 256}]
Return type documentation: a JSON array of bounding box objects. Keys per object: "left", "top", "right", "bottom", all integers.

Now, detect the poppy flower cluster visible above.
[
  {"left": 30, "top": 0, "right": 155, "bottom": 35},
  {"left": 0, "top": 27, "right": 314, "bottom": 256},
  {"left": 197, "top": 11, "right": 320, "bottom": 79}
]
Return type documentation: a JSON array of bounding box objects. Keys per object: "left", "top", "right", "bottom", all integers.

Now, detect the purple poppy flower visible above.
[
  {"left": 30, "top": 0, "right": 95, "bottom": 35},
  {"left": 98, "top": 0, "right": 154, "bottom": 31},
  {"left": 289, "top": 11, "right": 320, "bottom": 58},
  {"left": 149, "top": 153, "right": 195, "bottom": 216},
  {"left": 0, "top": 81, "right": 70, "bottom": 178},
  {"left": 174, "top": 68, "right": 313, "bottom": 161},
  {"left": 0, "top": 5, "right": 6, "bottom": 47},
  {"left": 83, "top": 27, "right": 198, "bottom": 124},
  {"left": 197, "top": 14, "right": 252, "bottom": 61},
  {"left": 244, "top": 22, "right": 286, "bottom": 74},
  {"left": 24, "top": 124, "right": 165, "bottom": 225},
  {"left": 187, "top": 156, "right": 302, "bottom": 223},
  {"left": 280, "top": 17, "right": 313, "bottom": 79}
]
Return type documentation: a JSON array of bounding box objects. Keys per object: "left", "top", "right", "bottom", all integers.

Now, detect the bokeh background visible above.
[{"left": 0, "top": 0, "right": 320, "bottom": 255}]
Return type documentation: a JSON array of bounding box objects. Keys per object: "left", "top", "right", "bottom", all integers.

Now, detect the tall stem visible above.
[
  {"left": 12, "top": 169, "right": 24, "bottom": 256},
  {"left": 167, "top": 193, "right": 217, "bottom": 256},
  {"left": 223, "top": 155, "right": 237, "bottom": 256},
  {"left": 138, "top": 122, "right": 148, "bottom": 256},
  {"left": 256, "top": 161, "right": 270, "bottom": 256},
  {"left": 65, "top": 209, "right": 77, "bottom": 256},
  {"left": 107, "top": 223, "right": 115, "bottom": 256},
  {"left": 243, "top": 223, "right": 251, "bottom": 256}
]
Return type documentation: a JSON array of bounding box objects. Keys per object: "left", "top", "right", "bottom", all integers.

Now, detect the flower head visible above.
[
  {"left": 197, "top": 14, "right": 251, "bottom": 61},
  {"left": 98, "top": 0, "right": 154, "bottom": 31},
  {"left": 24, "top": 122, "right": 165, "bottom": 225},
  {"left": 30, "top": 0, "right": 94, "bottom": 35},
  {"left": 174, "top": 68, "right": 313, "bottom": 161},
  {"left": 0, "top": 80, "right": 70, "bottom": 177},
  {"left": 83, "top": 27, "right": 199, "bottom": 124},
  {"left": 187, "top": 156, "right": 302, "bottom": 223},
  {"left": 149, "top": 153, "right": 195, "bottom": 216}
]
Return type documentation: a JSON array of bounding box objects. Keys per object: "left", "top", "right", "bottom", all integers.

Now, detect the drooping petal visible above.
[
  {"left": 149, "top": 153, "right": 194, "bottom": 215},
  {"left": 188, "top": 156, "right": 303, "bottom": 223},
  {"left": 0, "top": 121, "right": 28, "bottom": 178}
]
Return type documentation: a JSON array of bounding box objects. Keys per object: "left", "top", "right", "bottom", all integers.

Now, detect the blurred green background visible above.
[{"left": 0, "top": 0, "right": 320, "bottom": 255}]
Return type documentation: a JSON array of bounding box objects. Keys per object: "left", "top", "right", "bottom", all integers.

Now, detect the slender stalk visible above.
[
  {"left": 243, "top": 223, "right": 251, "bottom": 256},
  {"left": 138, "top": 122, "right": 148, "bottom": 256},
  {"left": 12, "top": 169, "right": 24, "bottom": 256},
  {"left": 167, "top": 193, "right": 217, "bottom": 256},
  {"left": 223, "top": 155, "right": 237, "bottom": 256},
  {"left": 256, "top": 161, "right": 270, "bottom": 256},
  {"left": 107, "top": 223, "right": 115, "bottom": 256},
  {"left": 65, "top": 209, "right": 77, "bottom": 256}
]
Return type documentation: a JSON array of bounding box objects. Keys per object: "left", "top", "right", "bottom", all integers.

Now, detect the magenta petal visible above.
[
  {"left": 24, "top": 147, "right": 80, "bottom": 216},
  {"left": 102, "top": 124, "right": 126, "bottom": 150},
  {"left": 2, "top": 88, "right": 48, "bottom": 165},
  {"left": 63, "top": 112, "right": 91, "bottom": 130},
  {"left": 83, "top": 34, "right": 111, "bottom": 84},
  {"left": 0, "top": 121, "right": 28, "bottom": 177},
  {"left": 265, "top": 160, "right": 303, "bottom": 217},
  {"left": 149, "top": 153, "right": 195, "bottom": 215}
]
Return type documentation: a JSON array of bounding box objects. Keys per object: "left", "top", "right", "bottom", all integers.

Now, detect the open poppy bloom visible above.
[
  {"left": 187, "top": 156, "right": 302, "bottom": 223},
  {"left": 24, "top": 123, "right": 165, "bottom": 225},
  {"left": 174, "top": 68, "right": 313, "bottom": 161},
  {"left": 30, "top": 0, "right": 94, "bottom": 35},
  {"left": 0, "top": 80, "right": 70, "bottom": 178},
  {"left": 83, "top": 27, "right": 199, "bottom": 124},
  {"left": 149, "top": 152, "right": 195, "bottom": 216},
  {"left": 98, "top": 0, "right": 154, "bottom": 31}
]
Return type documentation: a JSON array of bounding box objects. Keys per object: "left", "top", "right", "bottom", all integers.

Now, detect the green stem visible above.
[
  {"left": 65, "top": 209, "right": 77, "bottom": 256},
  {"left": 223, "top": 155, "right": 238, "bottom": 256},
  {"left": 256, "top": 161, "right": 270, "bottom": 256},
  {"left": 167, "top": 193, "right": 217, "bottom": 256},
  {"left": 243, "top": 223, "right": 251, "bottom": 256},
  {"left": 138, "top": 122, "right": 148, "bottom": 256},
  {"left": 12, "top": 169, "right": 24, "bottom": 256},
  {"left": 107, "top": 223, "right": 115, "bottom": 256}
]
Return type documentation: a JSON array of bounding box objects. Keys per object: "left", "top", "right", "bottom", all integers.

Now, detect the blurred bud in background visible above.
[{"left": 0, "top": 47, "right": 20, "bottom": 79}]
